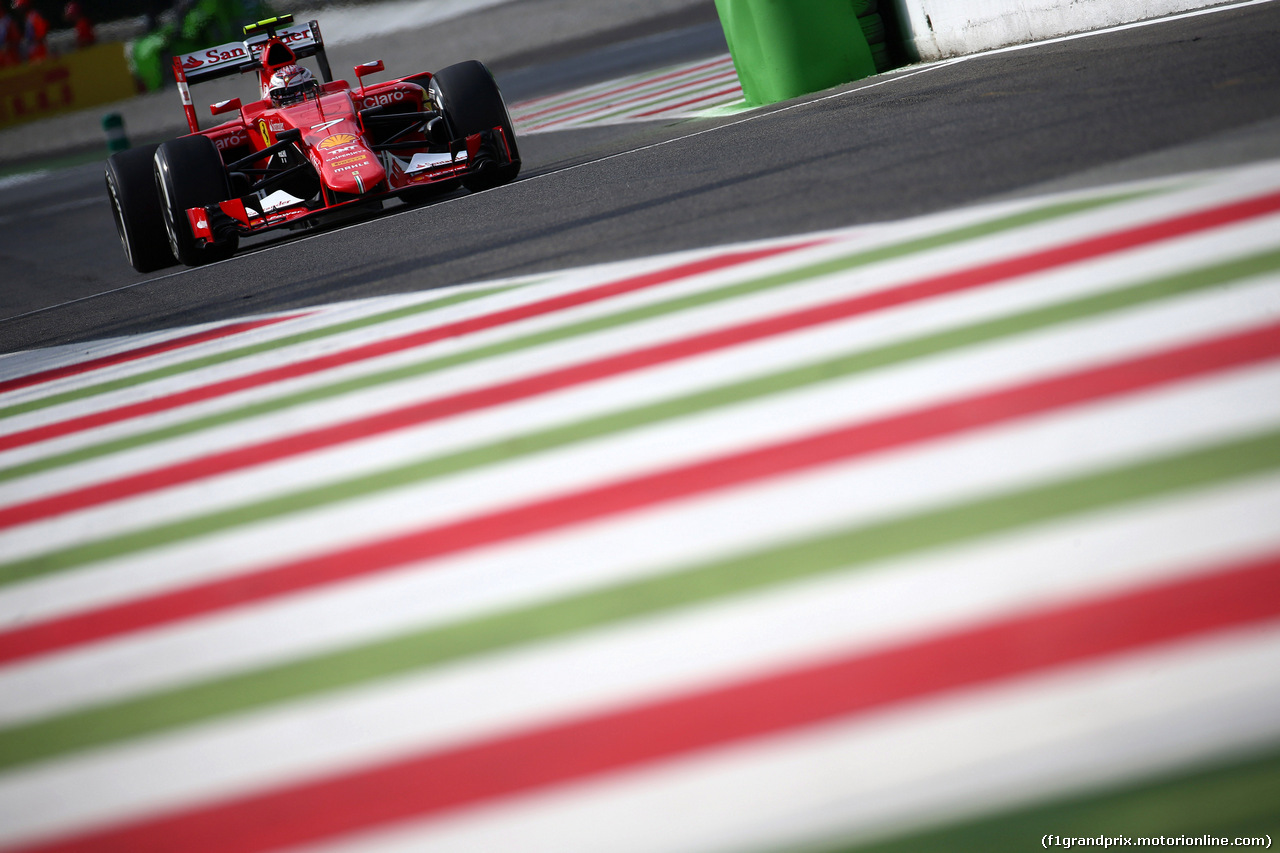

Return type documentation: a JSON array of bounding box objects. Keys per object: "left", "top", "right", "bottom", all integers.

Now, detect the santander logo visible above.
[{"left": 183, "top": 55, "right": 203, "bottom": 69}]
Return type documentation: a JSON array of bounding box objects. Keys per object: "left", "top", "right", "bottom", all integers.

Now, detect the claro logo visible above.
[
  {"left": 214, "top": 131, "right": 248, "bottom": 151},
  {"left": 362, "top": 90, "right": 405, "bottom": 108}
]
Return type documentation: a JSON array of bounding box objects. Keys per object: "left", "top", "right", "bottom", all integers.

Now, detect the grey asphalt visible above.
[{"left": 2, "top": 0, "right": 1279, "bottom": 354}]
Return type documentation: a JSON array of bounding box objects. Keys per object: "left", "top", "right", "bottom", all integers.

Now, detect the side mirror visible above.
[
  {"left": 211, "top": 97, "right": 242, "bottom": 116},
  {"left": 355, "top": 60, "right": 384, "bottom": 95},
  {"left": 277, "top": 128, "right": 301, "bottom": 143}
]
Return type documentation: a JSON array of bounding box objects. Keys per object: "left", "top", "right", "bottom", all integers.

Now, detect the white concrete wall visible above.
[{"left": 890, "top": 0, "right": 1229, "bottom": 60}]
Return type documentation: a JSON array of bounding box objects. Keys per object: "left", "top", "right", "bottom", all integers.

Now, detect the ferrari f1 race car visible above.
[{"left": 106, "top": 14, "right": 521, "bottom": 272}]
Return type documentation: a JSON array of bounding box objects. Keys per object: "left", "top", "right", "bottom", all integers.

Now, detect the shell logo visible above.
[{"left": 317, "top": 133, "right": 359, "bottom": 150}]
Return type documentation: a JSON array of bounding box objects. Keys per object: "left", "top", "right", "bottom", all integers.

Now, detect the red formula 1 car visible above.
[{"left": 105, "top": 14, "right": 520, "bottom": 272}]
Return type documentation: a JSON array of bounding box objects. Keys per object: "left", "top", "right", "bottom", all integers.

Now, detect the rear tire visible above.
[
  {"left": 154, "top": 135, "right": 239, "bottom": 267},
  {"left": 104, "top": 143, "right": 176, "bottom": 273},
  {"left": 430, "top": 60, "right": 521, "bottom": 192}
]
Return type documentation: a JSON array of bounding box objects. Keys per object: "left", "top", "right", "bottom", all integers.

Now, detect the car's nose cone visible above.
[{"left": 318, "top": 143, "right": 385, "bottom": 195}]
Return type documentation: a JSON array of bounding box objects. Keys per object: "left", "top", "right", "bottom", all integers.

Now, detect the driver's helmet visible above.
[{"left": 267, "top": 64, "right": 317, "bottom": 107}]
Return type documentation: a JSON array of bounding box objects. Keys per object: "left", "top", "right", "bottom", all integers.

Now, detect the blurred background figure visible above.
[
  {"left": 64, "top": 1, "right": 94, "bottom": 48},
  {"left": 11, "top": 0, "right": 48, "bottom": 63},
  {"left": 0, "top": 3, "right": 19, "bottom": 66}
]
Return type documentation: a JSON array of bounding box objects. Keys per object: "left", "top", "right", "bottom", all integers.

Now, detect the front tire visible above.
[
  {"left": 430, "top": 60, "right": 521, "bottom": 192},
  {"left": 154, "top": 135, "right": 239, "bottom": 267},
  {"left": 105, "top": 143, "right": 176, "bottom": 273}
]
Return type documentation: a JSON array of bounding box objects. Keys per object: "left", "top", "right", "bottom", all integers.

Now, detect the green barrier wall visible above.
[{"left": 714, "top": 0, "right": 877, "bottom": 106}]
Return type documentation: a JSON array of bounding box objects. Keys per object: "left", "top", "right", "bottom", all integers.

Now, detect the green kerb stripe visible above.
[
  {"left": 7, "top": 243, "right": 1278, "bottom": 585},
  {"left": 0, "top": 284, "right": 523, "bottom": 422},
  {"left": 0, "top": 190, "right": 1149, "bottom": 486},
  {"left": 2, "top": 428, "right": 1276, "bottom": 771},
  {"left": 824, "top": 744, "right": 1280, "bottom": 853}
]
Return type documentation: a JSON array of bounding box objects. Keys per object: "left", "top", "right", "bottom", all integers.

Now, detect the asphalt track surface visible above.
[{"left": 2, "top": 0, "right": 1279, "bottom": 354}]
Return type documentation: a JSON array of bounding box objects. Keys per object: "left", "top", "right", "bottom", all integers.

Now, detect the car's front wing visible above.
[{"left": 187, "top": 128, "right": 511, "bottom": 243}]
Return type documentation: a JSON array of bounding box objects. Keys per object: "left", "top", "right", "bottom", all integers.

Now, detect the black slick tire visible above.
[
  {"left": 154, "top": 135, "right": 239, "bottom": 267},
  {"left": 430, "top": 60, "right": 521, "bottom": 192},
  {"left": 104, "top": 143, "right": 176, "bottom": 273}
]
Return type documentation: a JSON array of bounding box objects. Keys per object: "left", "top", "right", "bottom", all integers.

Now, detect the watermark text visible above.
[{"left": 1042, "top": 835, "right": 1272, "bottom": 849}]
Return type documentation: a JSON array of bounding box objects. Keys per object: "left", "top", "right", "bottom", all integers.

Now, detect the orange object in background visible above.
[
  {"left": 0, "top": 8, "right": 19, "bottom": 66},
  {"left": 10, "top": 0, "right": 47, "bottom": 63},
  {"left": 65, "top": 1, "right": 94, "bottom": 48}
]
